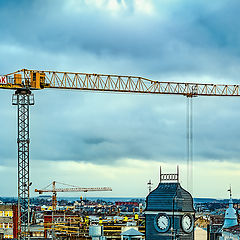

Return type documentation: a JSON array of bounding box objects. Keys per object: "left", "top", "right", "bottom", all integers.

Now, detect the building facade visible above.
[
  {"left": 145, "top": 168, "right": 195, "bottom": 240},
  {"left": 221, "top": 225, "right": 240, "bottom": 240},
  {"left": 0, "top": 204, "right": 18, "bottom": 239}
]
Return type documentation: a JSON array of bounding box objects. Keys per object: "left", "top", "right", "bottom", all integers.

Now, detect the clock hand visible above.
[{"left": 185, "top": 220, "right": 190, "bottom": 228}]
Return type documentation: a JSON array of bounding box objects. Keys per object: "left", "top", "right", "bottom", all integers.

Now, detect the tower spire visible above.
[{"left": 223, "top": 186, "right": 238, "bottom": 229}]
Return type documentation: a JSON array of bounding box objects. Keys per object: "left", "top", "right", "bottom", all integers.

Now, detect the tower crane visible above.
[
  {"left": 35, "top": 181, "right": 112, "bottom": 210},
  {"left": 1, "top": 68, "right": 240, "bottom": 240}
]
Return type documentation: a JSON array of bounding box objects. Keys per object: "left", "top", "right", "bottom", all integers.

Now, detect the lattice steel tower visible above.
[{"left": 12, "top": 88, "right": 34, "bottom": 240}]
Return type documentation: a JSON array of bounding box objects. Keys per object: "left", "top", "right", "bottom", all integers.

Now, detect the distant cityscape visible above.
[{"left": 0, "top": 195, "right": 239, "bottom": 239}]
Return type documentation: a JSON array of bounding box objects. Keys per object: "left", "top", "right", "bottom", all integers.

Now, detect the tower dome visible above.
[{"left": 223, "top": 188, "right": 238, "bottom": 229}]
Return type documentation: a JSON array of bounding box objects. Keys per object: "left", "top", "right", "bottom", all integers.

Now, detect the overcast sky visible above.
[{"left": 1, "top": 0, "right": 240, "bottom": 199}]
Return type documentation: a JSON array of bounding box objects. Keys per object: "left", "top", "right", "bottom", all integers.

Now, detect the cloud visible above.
[
  {"left": 1, "top": 0, "right": 240, "bottom": 78},
  {"left": 133, "top": 0, "right": 154, "bottom": 15},
  {"left": 1, "top": 0, "right": 240, "bottom": 165},
  {"left": 2, "top": 158, "right": 239, "bottom": 198},
  {"left": 1, "top": 0, "right": 240, "bottom": 197}
]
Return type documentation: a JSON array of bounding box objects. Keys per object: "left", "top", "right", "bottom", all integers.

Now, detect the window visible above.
[
  {"left": 4, "top": 211, "right": 13, "bottom": 217},
  {"left": 4, "top": 235, "right": 13, "bottom": 239}
]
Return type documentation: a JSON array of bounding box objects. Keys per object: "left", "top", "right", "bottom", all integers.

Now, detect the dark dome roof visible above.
[{"left": 145, "top": 182, "right": 194, "bottom": 212}]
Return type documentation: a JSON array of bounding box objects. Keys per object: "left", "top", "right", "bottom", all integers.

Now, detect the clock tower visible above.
[{"left": 145, "top": 167, "right": 195, "bottom": 239}]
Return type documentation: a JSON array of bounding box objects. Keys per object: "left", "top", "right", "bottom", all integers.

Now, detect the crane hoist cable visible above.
[{"left": 186, "top": 94, "right": 195, "bottom": 194}]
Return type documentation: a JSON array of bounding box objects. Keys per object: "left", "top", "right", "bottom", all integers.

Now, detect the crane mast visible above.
[
  {"left": 12, "top": 89, "right": 34, "bottom": 239},
  {"left": 1, "top": 68, "right": 240, "bottom": 240}
]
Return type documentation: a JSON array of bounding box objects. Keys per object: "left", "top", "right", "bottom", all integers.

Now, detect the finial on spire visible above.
[
  {"left": 147, "top": 180, "right": 153, "bottom": 193},
  {"left": 228, "top": 185, "right": 232, "bottom": 199}
]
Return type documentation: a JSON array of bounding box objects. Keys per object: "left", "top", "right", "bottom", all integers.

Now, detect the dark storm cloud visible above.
[
  {"left": 29, "top": 92, "right": 187, "bottom": 164},
  {"left": 25, "top": 91, "right": 240, "bottom": 164},
  {"left": 1, "top": 0, "right": 240, "bottom": 77},
  {"left": 0, "top": 0, "right": 240, "bottom": 166}
]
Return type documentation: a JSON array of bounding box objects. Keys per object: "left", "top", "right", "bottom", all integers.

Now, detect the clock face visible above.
[
  {"left": 154, "top": 214, "right": 170, "bottom": 232},
  {"left": 181, "top": 214, "right": 194, "bottom": 233},
  {"left": 158, "top": 215, "right": 169, "bottom": 229}
]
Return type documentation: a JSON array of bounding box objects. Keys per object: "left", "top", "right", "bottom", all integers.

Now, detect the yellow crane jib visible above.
[
  {"left": 2, "top": 69, "right": 240, "bottom": 96},
  {"left": 35, "top": 181, "right": 112, "bottom": 210}
]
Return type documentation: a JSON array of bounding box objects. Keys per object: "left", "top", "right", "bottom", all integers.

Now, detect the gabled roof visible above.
[{"left": 121, "top": 228, "right": 144, "bottom": 236}]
